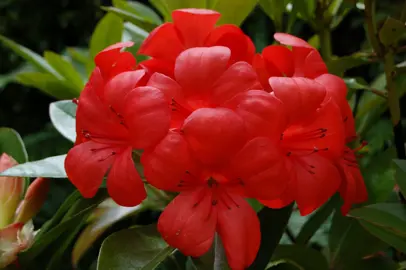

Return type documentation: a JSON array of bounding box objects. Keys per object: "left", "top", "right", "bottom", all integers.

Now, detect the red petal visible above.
[
  {"left": 283, "top": 99, "right": 345, "bottom": 159},
  {"left": 123, "top": 86, "right": 171, "bottom": 149},
  {"left": 228, "top": 137, "right": 288, "bottom": 200},
  {"left": 210, "top": 61, "right": 259, "bottom": 105},
  {"left": 172, "top": 9, "right": 220, "bottom": 47},
  {"left": 142, "top": 131, "right": 193, "bottom": 191},
  {"left": 138, "top": 58, "right": 175, "bottom": 78},
  {"left": 138, "top": 23, "right": 184, "bottom": 62},
  {"left": 182, "top": 108, "right": 247, "bottom": 166},
  {"left": 302, "top": 49, "right": 328, "bottom": 78},
  {"left": 104, "top": 70, "right": 146, "bottom": 111},
  {"left": 269, "top": 77, "right": 326, "bottom": 124},
  {"left": 262, "top": 45, "right": 294, "bottom": 77},
  {"left": 217, "top": 192, "right": 260, "bottom": 269},
  {"left": 158, "top": 187, "right": 217, "bottom": 257},
  {"left": 147, "top": 72, "right": 183, "bottom": 102},
  {"left": 252, "top": 54, "right": 272, "bottom": 91},
  {"left": 65, "top": 141, "right": 119, "bottom": 198},
  {"left": 293, "top": 154, "right": 341, "bottom": 216},
  {"left": 107, "top": 148, "right": 146, "bottom": 206},
  {"left": 174, "top": 46, "right": 230, "bottom": 97},
  {"left": 206, "top": 24, "right": 255, "bottom": 63},
  {"left": 274, "top": 33, "right": 313, "bottom": 48},
  {"left": 260, "top": 189, "right": 295, "bottom": 209},
  {"left": 107, "top": 51, "right": 137, "bottom": 78},
  {"left": 224, "top": 90, "right": 287, "bottom": 139},
  {"left": 100, "top": 41, "right": 135, "bottom": 52}
]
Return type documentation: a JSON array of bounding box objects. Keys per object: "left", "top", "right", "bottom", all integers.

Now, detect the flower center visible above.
[{"left": 281, "top": 127, "right": 329, "bottom": 157}]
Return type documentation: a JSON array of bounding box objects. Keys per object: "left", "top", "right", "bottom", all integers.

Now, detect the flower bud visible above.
[
  {"left": 0, "top": 153, "right": 24, "bottom": 228},
  {"left": 14, "top": 177, "right": 50, "bottom": 224},
  {"left": 0, "top": 221, "right": 34, "bottom": 268}
]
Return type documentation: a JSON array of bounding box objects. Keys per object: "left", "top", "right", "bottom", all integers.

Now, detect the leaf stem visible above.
[
  {"left": 364, "top": 0, "right": 383, "bottom": 56},
  {"left": 214, "top": 233, "right": 227, "bottom": 270}
]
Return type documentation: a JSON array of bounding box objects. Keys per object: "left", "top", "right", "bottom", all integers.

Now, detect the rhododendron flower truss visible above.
[
  {"left": 227, "top": 78, "right": 346, "bottom": 216},
  {"left": 65, "top": 47, "right": 170, "bottom": 207},
  {"left": 138, "top": 8, "right": 255, "bottom": 76}
]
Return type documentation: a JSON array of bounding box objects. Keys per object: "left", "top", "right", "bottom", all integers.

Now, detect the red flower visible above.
[
  {"left": 226, "top": 77, "right": 345, "bottom": 215},
  {"left": 138, "top": 8, "right": 255, "bottom": 77},
  {"left": 65, "top": 44, "right": 171, "bottom": 206}
]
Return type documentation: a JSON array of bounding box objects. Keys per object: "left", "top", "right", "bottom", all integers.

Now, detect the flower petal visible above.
[
  {"left": 252, "top": 54, "right": 271, "bottom": 91},
  {"left": 301, "top": 49, "right": 328, "bottom": 78},
  {"left": 293, "top": 154, "right": 341, "bottom": 216},
  {"left": 182, "top": 108, "right": 247, "bottom": 166},
  {"left": 65, "top": 141, "right": 119, "bottom": 198},
  {"left": 269, "top": 77, "right": 326, "bottom": 124},
  {"left": 217, "top": 192, "right": 260, "bottom": 269},
  {"left": 147, "top": 72, "right": 183, "bottom": 102},
  {"left": 206, "top": 24, "right": 255, "bottom": 63},
  {"left": 228, "top": 137, "right": 289, "bottom": 199},
  {"left": 262, "top": 45, "right": 294, "bottom": 77},
  {"left": 158, "top": 187, "right": 217, "bottom": 257},
  {"left": 138, "top": 23, "right": 184, "bottom": 62},
  {"left": 139, "top": 58, "right": 175, "bottom": 79},
  {"left": 174, "top": 46, "right": 231, "bottom": 97},
  {"left": 142, "top": 131, "right": 193, "bottom": 191},
  {"left": 123, "top": 86, "right": 171, "bottom": 149},
  {"left": 224, "top": 90, "right": 287, "bottom": 139},
  {"left": 107, "top": 148, "right": 146, "bottom": 206},
  {"left": 274, "top": 33, "right": 313, "bottom": 48},
  {"left": 210, "top": 61, "right": 259, "bottom": 105},
  {"left": 172, "top": 8, "right": 220, "bottom": 47}
]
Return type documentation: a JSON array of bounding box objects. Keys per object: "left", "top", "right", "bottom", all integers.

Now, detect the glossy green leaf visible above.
[
  {"left": 329, "top": 211, "right": 387, "bottom": 267},
  {"left": 378, "top": 17, "right": 406, "bottom": 46},
  {"left": 102, "top": 7, "right": 157, "bottom": 32},
  {"left": 212, "top": 0, "right": 258, "bottom": 26},
  {"left": 248, "top": 204, "right": 294, "bottom": 270},
  {"left": 89, "top": 13, "right": 124, "bottom": 60},
  {"left": 259, "top": 0, "right": 286, "bottom": 31},
  {"left": 123, "top": 22, "right": 149, "bottom": 62},
  {"left": 363, "top": 120, "right": 393, "bottom": 155},
  {"left": 327, "top": 54, "right": 372, "bottom": 76},
  {"left": 15, "top": 72, "right": 80, "bottom": 99},
  {"left": 296, "top": 195, "right": 339, "bottom": 245},
  {"left": 44, "top": 51, "right": 84, "bottom": 90},
  {"left": 294, "top": 0, "right": 316, "bottom": 21},
  {"left": 73, "top": 203, "right": 146, "bottom": 266},
  {"left": 113, "top": 0, "right": 162, "bottom": 25},
  {"left": 360, "top": 220, "right": 406, "bottom": 253},
  {"left": 149, "top": 0, "right": 171, "bottom": 21},
  {"left": 97, "top": 225, "right": 175, "bottom": 270},
  {"left": 0, "top": 154, "right": 67, "bottom": 178},
  {"left": 0, "top": 34, "right": 61, "bottom": 79},
  {"left": 270, "top": 245, "right": 328, "bottom": 270},
  {"left": 394, "top": 159, "right": 406, "bottom": 195},
  {"left": 266, "top": 261, "right": 300, "bottom": 270},
  {"left": 0, "top": 128, "right": 28, "bottom": 164},
  {"left": 49, "top": 101, "right": 77, "bottom": 142}
]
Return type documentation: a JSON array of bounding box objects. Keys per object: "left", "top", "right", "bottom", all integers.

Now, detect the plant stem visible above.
[
  {"left": 319, "top": 27, "right": 333, "bottom": 61},
  {"left": 214, "top": 233, "right": 227, "bottom": 270},
  {"left": 364, "top": 0, "right": 383, "bottom": 56}
]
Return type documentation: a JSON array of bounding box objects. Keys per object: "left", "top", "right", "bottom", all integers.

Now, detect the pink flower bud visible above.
[
  {"left": 14, "top": 177, "right": 50, "bottom": 224},
  {"left": 0, "top": 153, "right": 24, "bottom": 228}
]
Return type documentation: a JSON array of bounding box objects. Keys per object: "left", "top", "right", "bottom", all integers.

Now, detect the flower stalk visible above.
[{"left": 214, "top": 233, "right": 227, "bottom": 270}]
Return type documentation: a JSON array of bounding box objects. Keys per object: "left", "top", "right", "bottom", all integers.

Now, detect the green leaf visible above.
[
  {"left": 155, "top": 0, "right": 206, "bottom": 13},
  {"left": 44, "top": 51, "right": 84, "bottom": 90},
  {"left": 248, "top": 204, "right": 294, "bottom": 270},
  {"left": 212, "top": 0, "right": 258, "bottom": 26},
  {"left": 296, "top": 195, "right": 339, "bottom": 245},
  {"left": 247, "top": 198, "right": 264, "bottom": 212},
  {"left": 378, "top": 17, "right": 406, "bottom": 46},
  {"left": 266, "top": 261, "right": 301, "bottom": 270},
  {"left": 394, "top": 159, "right": 406, "bottom": 195},
  {"left": 349, "top": 203, "right": 406, "bottom": 237},
  {"left": 259, "top": 0, "right": 286, "bottom": 31},
  {"left": 360, "top": 220, "right": 406, "bottom": 253},
  {"left": 270, "top": 245, "right": 328, "bottom": 270},
  {"left": 0, "top": 34, "right": 61, "bottom": 79},
  {"left": 0, "top": 127, "right": 28, "bottom": 164},
  {"left": 123, "top": 22, "right": 149, "bottom": 62},
  {"left": 149, "top": 0, "right": 171, "bottom": 21},
  {"left": 15, "top": 72, "right": 80, "bottom": 99},
  {"left": 113, "top": 0, "right": 162, "bottom": 25},
  {"left": 0, "top": 154, "right": 67, "bottom": 178},
  {"left": 73, "top": 203, "right": 146, "bottom": 266},
  {"left": 329, "top": 211, "right": 387, "bottom": 267},
  {"left": 49, "top": 101, "right": 77, "bottom": 142},
  {"left": 102, "top": 7, "right": 157, "bottom": 32},
  {"left": 97, "top": 225, "right": 175, "bottom": 270},
  {"left": 363, "top": 120, "right": 393, "bottom": 155},
  {"left": 345, "top": 256, "right": 398, "bottom": 270},
  {"left": 327, "top": 54, "right": 372, "bottom": 76},
  {"left": 89, "top": 13, "right": 124, "bottom": 60}
]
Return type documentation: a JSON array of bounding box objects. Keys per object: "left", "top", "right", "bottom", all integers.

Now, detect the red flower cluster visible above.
[{"left": 65, "top": 8, "right": 368, "bottom": 269}]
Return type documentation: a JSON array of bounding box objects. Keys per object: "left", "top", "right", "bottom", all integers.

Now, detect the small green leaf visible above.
[
  {"left": 113, "top": 0, "right": 162, "bottom": 25},
  {"left": 49, "top": 101, "right": 77, "bottom": 142},
  {"left": 0, "top": 34, "right": 61, "bottom": 79},
  {"left": 259, "top": 0, "right": 286, "bottom": 31},
  {"left": 327, "top": 54, "right": 372, "bottom": 76},
  {"left": 394, "top": 159, "right": 406, "bottom": 195},
  {"left": 0, "top": 154, "right": 67, "bottom": 178},
  {"left": 270, "top": 245, "right": 328, "bottom": 270},
  {"left": 149, "top": 0, "right": 172, "bottom": 21},
  {"left": 247, "top": 198, "right": 264, "bottom": 212},
  {"left": 102, "top": 7, "right": 157, "bottom": 32},
  {"left": 378, "top": 17, "right": 406, "bottom": 46},
  {"left": 123, "top": 22, "right": 149, "bottom": 62},
  {"left": 90, "top": 13, "right": 124, "bottom": 60},
  {"left": 0, "top": 127, "right": 28, "bottom": 164},
  {"left": 212, "top": 0, "right": 257, "bottom": 26},
  {"left": 329, "top": 211, "right": 387, "bottom": 267},
  {"left": 15, "top": 72, "right": 80, "bottom": 99},
  {"left": 248, "top": 204, "right": 294, "bottom": 270},
  {"left": 44, "top": 51, "right": 84, "bottom": 90},
  {"left": 97, "top": 225, "right": 175, "bottom": 270}
]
